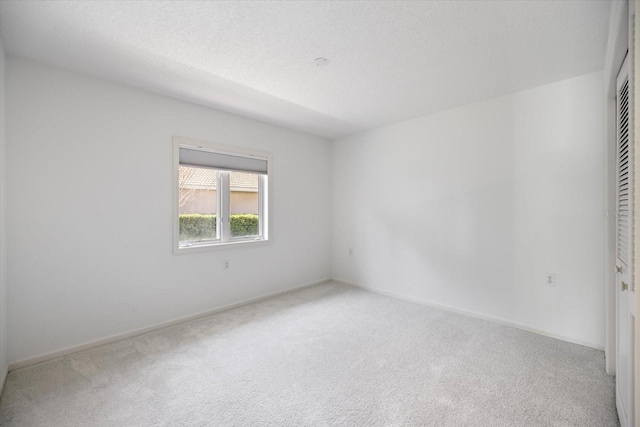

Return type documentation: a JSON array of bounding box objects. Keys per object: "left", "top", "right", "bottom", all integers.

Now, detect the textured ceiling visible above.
[{"left": 0, "top": 1, "right": 611, "bottom": 139}]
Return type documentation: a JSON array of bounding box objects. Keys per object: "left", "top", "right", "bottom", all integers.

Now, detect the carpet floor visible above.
[{"left": 0, "top": 282, "right": 618, "bottom": 426}]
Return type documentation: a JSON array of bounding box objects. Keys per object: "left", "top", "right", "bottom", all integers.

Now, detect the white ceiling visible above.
[{"left": 0, "top": 1, "right": 611, "bottom": 139}]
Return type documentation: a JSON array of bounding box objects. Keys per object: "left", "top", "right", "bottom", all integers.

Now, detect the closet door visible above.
[{"left": 616, "top": 53, "right": 635, "bottom": 427}]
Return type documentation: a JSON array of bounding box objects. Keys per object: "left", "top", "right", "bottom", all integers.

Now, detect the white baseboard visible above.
[
  {"left": 332, "top": 278, "right": 604, "bottom": 351},
  {"left": 8, "top": 276, "right": 603, "bottom": 372},
  {"left": 0, "top": 362, "right": 7, "bottom": 393},
  {"left": 9, "top": 278, "right": 331, "bottom": 372}
]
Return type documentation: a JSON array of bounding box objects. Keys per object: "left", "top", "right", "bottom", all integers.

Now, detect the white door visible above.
[{"left": 616, "top": 54, "right": 636, "bottom": 427}]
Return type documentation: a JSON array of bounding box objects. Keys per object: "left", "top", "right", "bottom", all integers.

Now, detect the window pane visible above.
[
  {"left": 229, "top": 171, "right": 260, "bottom": 238},
  {"left": 179, "top": 166, "right": 219, "bottom": 244}
]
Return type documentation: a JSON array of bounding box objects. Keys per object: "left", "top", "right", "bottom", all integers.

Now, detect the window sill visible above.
[{"left": 174, "top": 238, "right": 270, "bottom": 255}]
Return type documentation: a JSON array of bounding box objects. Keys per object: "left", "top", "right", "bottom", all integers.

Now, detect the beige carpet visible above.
[{"left": 0, "top": 282, "right": 618, "bottom": 426}]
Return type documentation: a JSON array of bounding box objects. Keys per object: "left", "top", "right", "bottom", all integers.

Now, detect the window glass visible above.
[
  {"left": 179, "top": 166, "right": 219, "bottom": 245},
  {"left": 229, "top": 171, "right": 260, "bottom": 238}
]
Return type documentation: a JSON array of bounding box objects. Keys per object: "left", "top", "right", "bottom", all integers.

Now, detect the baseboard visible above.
[
  {"left": 9, "top": 276, "right": 603, "bottom": 372},
  {"left": 333, "top": 278, "right": 604, "bottom": 351},
  {"left": 8, "top": 278, "right": 331, "bottom": 372},
  {"left": 0, "top": 362, "right": 7, "bottom": 394}
]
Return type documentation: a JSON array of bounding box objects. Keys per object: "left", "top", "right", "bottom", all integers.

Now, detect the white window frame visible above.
[{"left": 173, "top": 136, "right": 271, "bottom": 254}]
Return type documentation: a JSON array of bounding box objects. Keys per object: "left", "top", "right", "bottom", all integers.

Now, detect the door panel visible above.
[{"left": 616, "top": 53, "right": 635, "bottom": 427}]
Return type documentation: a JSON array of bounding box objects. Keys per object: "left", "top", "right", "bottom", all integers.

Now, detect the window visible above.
[{"left": 173, "top": 137, "right": 270, "bottom": 253}]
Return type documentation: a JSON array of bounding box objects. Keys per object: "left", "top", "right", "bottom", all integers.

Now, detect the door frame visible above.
[{"left": 634, "top": 5, "right": 640, "bottom": 425}]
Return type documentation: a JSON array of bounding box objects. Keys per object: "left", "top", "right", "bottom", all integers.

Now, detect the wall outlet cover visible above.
[{"left": 545, "top": 273, "right": 555, "bottom": 287}]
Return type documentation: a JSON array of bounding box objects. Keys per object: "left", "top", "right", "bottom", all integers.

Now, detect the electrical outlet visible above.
[
  {"left": 223, "top": 260, "right": 230, "bottom": 270},
  {"left": 545, "top": 273, "right": 555, "bottom": 287}
]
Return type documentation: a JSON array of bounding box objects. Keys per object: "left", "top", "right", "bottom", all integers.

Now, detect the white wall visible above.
[
  {"left": 3, "top": 54, "right": 607, "bottom": 364},
  {"left": 0, "top": 41, "right": 8, "bottom": 385},
  {"left": 332, "top": 71, "right": 605, "bottom": 348},
  {"left": 6, "top": 56, "right": 332, "bottom": 364}
]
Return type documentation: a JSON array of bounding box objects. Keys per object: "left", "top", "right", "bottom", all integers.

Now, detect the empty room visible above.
[{"left": 0, "top": 0, "right": 637, "bottom": 426}]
